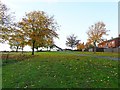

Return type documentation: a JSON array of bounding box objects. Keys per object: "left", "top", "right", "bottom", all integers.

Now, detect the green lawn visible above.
[{"left": 2, "top": 51, "right": 119, "bottom": 88}]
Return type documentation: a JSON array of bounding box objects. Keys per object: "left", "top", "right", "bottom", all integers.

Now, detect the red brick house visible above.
[
  {"left": 98, "top": 36, "right": 120, "bottom": 48},
  {"left": 98, "top": 41, "right": 108, "bottom": 48}
]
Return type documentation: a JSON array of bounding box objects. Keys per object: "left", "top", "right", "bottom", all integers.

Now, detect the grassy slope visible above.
[{"left": 2, "top": 52, "right": 118, "bottom": 88}]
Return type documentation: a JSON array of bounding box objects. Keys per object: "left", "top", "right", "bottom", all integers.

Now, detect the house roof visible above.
[
  {"left": 107, "top": 36, "right": 120, "bottom": 42},
  {"left": 98, "top": 41, "right": 107, "bottom": 45},
  {"left": 98, "top": 36, "right": 120, "bottom": 45}
]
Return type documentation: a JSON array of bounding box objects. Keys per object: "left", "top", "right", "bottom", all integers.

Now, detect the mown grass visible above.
[{"left": 2, "top": 51, "right": 119, "bottom": 88}]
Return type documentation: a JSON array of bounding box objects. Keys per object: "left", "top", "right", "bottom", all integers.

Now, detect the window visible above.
[{"left": 112, "top": 41, "right": 115, "bottom": 44}]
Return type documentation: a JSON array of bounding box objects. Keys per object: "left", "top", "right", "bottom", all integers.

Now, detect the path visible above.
[
  {"left": 64, "top": 52, "right": 120, "bottom": 61},
  {"left": 77, "top": 54, "right": 120, "bottom": 61}
]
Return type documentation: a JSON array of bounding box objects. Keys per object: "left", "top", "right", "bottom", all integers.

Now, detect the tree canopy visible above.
[
  {"left": 0, "top": 1, "right": 112, "bottom": 54},
  {"left": 86, "top": 21, "right": 109, "bottom": 53},
  {"left": 0, "top": 0, "right": 14, "bottom": 43},
  {"left": 66, "top": 34, "right": 80, "bottom": 50},
  {"left": 77, "top": 42, "right": 85, "bottom": 51},
  {"left": 19, "top": 11, "right": 59, "bottom": 55}
]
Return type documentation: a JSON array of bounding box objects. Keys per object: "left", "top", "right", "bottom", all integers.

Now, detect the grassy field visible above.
[{"left": 2, "top": 51, "right": 119, "bottom": 88}]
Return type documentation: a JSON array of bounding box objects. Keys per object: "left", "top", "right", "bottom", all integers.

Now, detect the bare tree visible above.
[{"left": 66, "top": 34, "right": 80, "bottom": 50}]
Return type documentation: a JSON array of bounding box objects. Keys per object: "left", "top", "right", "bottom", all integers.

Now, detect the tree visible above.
[
  {"left": 33, "top": 37, "right": 54, "bottom": 51},
  {"left": 19, "top": 11, "right": 58, "bottom": 55},
  {"left": 0, "top": 0, "right": 14, "bottom": 43},
  {"left": 77, "top": 42, "right": 85, "bottom": 51},
  {"left": 0, "top": 0, "right": 9, "bottom": 25},
  {"left": 85, "top": 41, "right": 94, "bottom": 51},
  {"left": 44, "top": 38, "right": 54, "bottom": 51},
  {"left": 66, "top": 34, "right": 80, "bottom": 50},
  {"left": 9, "top": 28, "right": 27, "bottom": 53},
  {"left": 86, "top": 21, "right": 109, "bottom": 53}
]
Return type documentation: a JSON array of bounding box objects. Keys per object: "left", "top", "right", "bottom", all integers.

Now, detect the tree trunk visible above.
[
  {"left": 32, "top": 41, "right": 35, "bottom": 55},
  {"left": 22, "top": 46, "right": 24, "bottom": 54},
  {"left": 50, "top": 47, "right": 51, "bottom": 51},
  {"left": 93, "top": 41, "right": 96, "bottom": 54},
  {"left": 36, "top": 47, "right": 38, "bottom": 52},
  {"left": 47, "top": 47, "right": 48, "bottom": 51},
  {"left": 71, "top": 46, "right": 73, "bottom": 51},
  {"left": 16, "top": 46, "right": 19, "bottom": 52}
]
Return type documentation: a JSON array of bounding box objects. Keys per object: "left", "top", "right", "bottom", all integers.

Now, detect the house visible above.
[
  {"left": 50, "top": 44, "right": 63, "bottom": 51},
  {"left": 98, "top": 35, "right": 120, "bottom": 52},
  {"left": 98, "top": 41, "right": 108, "bottom": 48},
  {"left": 98, "top": 35, "right": 120, "bottom": 48}
]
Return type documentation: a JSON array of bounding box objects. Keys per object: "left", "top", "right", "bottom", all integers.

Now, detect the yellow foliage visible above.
[
  {"left": 87, "top": 21, "right": 109, "bottom": 45},
  {"left": 77, "top": 43, "right": 85, "bottom": 50}
]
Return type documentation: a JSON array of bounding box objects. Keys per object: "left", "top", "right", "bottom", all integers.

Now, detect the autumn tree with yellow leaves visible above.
[
  {"left": 0, "top": 1, "right": 26, "bottom": 53},
  {"left": 86, "top": 21, "right": 109, "bottom": 53},
  {"left": 8, "top": 26, "right": 27, "bottom": 53},
  {"left": 19, "top": 11, "right": 59, "bottom": 55},
  {"left": 77, "top": 42, "right": 85, "bottom": 51}
]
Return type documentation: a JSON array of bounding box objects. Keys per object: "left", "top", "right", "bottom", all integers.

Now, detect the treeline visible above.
[
  {"left": 0, "top": 1, "right": 59, "bottom": 55},
  {"left": 0, "top": 1, "right": 109, "bottom": 54}
]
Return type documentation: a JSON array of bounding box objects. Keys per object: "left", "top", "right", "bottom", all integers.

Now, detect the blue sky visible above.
[{"left": 0, "top": 0, "right": 118, "bottom": 51}]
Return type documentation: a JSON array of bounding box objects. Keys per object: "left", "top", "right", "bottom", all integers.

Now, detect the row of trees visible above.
[
  {"left": 0, "top": 1, "right": 109, "bottom": 54},
  {"left": 66, "top": 21, "right": 109, "bottom": 53},
  {"left": 0, "top": 1, "right": 59, "bottom": 55}
]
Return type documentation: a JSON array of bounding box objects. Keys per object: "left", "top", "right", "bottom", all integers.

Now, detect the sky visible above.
[{"left": 0, "top": 0, "right": 119, "bottom": 51}]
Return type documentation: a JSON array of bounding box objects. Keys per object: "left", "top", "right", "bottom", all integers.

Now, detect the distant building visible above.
[
  {"left": 98, "top": 41, "right": 108, "bottom": 48},
  {"left": 51, "top": 44, "right": 63, "bottom": 51},
  {"left": 98, "top": 35, "right": 120, "bottom": 48}
]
